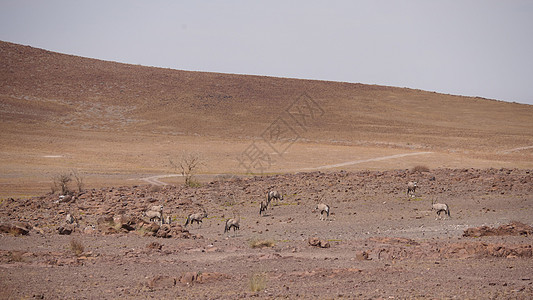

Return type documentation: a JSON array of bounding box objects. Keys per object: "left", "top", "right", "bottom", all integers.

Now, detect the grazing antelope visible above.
[
  {"left": 431, "top": 199, "right": 451, "bottom": 219},
  {"left": 315, "top": 203, "right": 330, "bottom": 220},
  {"left": 144, "top": 210, "right": 163, "bottom": 225},
  {"left": 224, "top": 216, "right": 240, "bottom": 236},
  {"left": 184, "top": 209, "right": 208, "bottom": 227},
  {"left": 143, "top": 205, "right": 164, "bottom": 225},
  {"left": 267, "top": 190, "right": 283, "bottom": 207},
  {"left": 259, "top": 201, "right": 268, "bottom": 216},
  {"left": 407, "top": 181, "right": 418, "bottom": 198}
]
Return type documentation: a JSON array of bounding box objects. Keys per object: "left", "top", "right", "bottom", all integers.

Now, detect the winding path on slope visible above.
[{"left": 137, "top": 151, "right": 433, "bottom": 186}]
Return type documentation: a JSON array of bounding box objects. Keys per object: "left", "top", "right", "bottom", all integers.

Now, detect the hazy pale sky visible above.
[{"left": 1, "top": 0, "right": 532, "bottom": 105}]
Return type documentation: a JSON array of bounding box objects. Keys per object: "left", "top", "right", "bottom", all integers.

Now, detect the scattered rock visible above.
[
  {"left": 308, "top": 237, "right": 320, "bottom": 247},
  {"left": 308, "top": 237, "right": 330, "bottom": 248},
  {"left": 83, "top": 226, "right": 96, "bottom": 235},
  {"left": 196, "top": 272, "right": 231, "bottom": 283},
  {"left": 156, "top": 224, "right": 172, "bottom": 238},
  {"left": 179, "top": 272, "right": 198, "bottom": 285},
  {"left": 147, "top": 242, "right": 163, "bottom": 250},
  {"left": 0, "top": 222, "right": 32, "bottom": 236},
  {"left": 147, "top": 275, "right": 176, "bottom": 289},
  {"left": 57, "top": 224, "right": 75, "bottom": 235},
  {"left": 356, "top": 251, "right": 371, "bottom": 260},
  {"left": 463, "top": 221, "right": 533, "bottom": 237}
]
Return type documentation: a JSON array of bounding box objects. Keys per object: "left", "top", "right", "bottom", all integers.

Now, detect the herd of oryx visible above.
[{"left": 142, "top": 180, "right": 450, "bottom": 236}]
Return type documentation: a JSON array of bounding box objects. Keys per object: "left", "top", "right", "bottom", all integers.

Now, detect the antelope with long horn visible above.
[
  {"left": 407, "top": 181, "right": 418, "bottom": 198},
  {"left": 184, "top": 208, "right": 208, "bottom": 227},
  {"left": 315, "top": 203, "right": 330, "bottom": 221},
  {"left": 224, "top": 216, "right": 240, "bottom": 236},
  {"left": 259, "top": 201, "right": 268, "bottom": 216},
  {"left": 267, "top": 190, "right": 283, "bottom": 208},
  {"left": 431, "top": 199, "right": 451, "bottom": 219}
]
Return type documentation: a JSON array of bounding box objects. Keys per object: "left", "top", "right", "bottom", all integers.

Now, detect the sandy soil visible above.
[
  {"left": 1, "top": 168, "right": 532, "bottom": 299},
  {"left": 2, "top": 41, "right": 533, "bottom": 199}
]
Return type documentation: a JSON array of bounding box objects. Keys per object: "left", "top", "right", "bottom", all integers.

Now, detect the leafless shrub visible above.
[
  {"left": 69, "top": 239, "right": 84, "bottom": 256},
  {"left": 169, "top": 152, "right": 205, "bottom": 187},
  {"left": 52, "top": 173, "right": 72, "bottom": 195},
  {"left": 71, "top": 169, "right": 84, "bottom": 193},
  {"left": 412, "top": 165, "right": 430, "bottom": 173}
]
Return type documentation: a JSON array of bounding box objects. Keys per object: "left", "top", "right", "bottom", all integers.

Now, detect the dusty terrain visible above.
[
  {"left": 1, "top": 41, "right": 533, "bottom": 198},
  {"left": 1, "top": 168, "right": 532, "bottom": 299},
  {"left": 1, "top": 41, "right": 533, "bottom": 298}
]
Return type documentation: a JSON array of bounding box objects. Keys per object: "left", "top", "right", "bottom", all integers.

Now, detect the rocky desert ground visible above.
[
  {"left": 1, "top": 168, "right": 532, "bottom": 299},
  {"left": 1, "top": 41, "right": 533, "bottom": 299}
]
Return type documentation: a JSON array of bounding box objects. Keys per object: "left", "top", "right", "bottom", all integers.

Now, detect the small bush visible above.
[
  {"left": 169, "top": 152, "right": 205, "bottom": 187},
  {"left": 412, "top": 165, "right": 430, "bottom": 173},
  {"left": 71, "top": 169, "right": 84, "bottom": 193},
  {"left": 9, "top": 251, "right": 25, "bottom": 262},
  {"left": 149, "top": 185, "right": 161, "bottom": 192},
  {"left": 186, "top": 179, "right": 201, "bottom": 188},
  {"left": 249, "top": 272, "right": 267, "bottom": 292},
  {"left": 69, "top": 239, "right": 85, "bottom": 256},
  {"left": 52, "top": 173, "right": 72, "bottom": 195},
  {"left": 250, "top": 239, "right": 276, "bottom": 249},
  {"left": 8, "top": 227, "right": 24, "bottom": 236}
]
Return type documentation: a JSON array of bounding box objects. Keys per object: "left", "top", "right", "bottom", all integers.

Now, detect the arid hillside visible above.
[
  {"left": 1, "top": 41, "right": 533, "bottom": 299},
  {"left": 1, "top": 41, "right": 532, "bottom": 197}
]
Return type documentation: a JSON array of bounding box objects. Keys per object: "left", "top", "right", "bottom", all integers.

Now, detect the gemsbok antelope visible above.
[
  {"left": 267, "top": 190, "right": 283, "bottom": 208},
  {"left": 431, "top": 199, "right": 451, "bottom": 219},
  {"left": 315, "top": 203, "right": 330, "bottom": 220},
  {"left": 224, "top": 216, "right": 240, "bottom": 236},
  {"left": 259, "top": 201, "right": 268, "bottom": 216},
  {"left": 407, "top": 181, "right": 418, "bottom": 198},
  {"left": 184, "top": 209, "right": 208, "bottom": 227},
  {"left": 144, "top": 205, "right": 164, "bottom": 225}
]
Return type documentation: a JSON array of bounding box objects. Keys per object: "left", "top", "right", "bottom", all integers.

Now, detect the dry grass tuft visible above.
[
  {"left": 69, "top": 239, "right": 85, "bottom": 256},
  {"left": 250, "top": 239, "right": 276, "bottom": 249},
  {"left": 412, "top": 165, "right": 430, "bottom": 173},
  {"left": 249, "top": 272, "right": 267, "bottom": 292},
  {"left": 8, "top": 227, "right": 24, "bottom": 236},
  {"left": 9, "top": 251, "right": 25, "bottom": 262}
]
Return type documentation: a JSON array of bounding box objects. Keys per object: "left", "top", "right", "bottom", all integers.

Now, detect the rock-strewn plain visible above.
[{"left": 1, "top": 168, "right": 532, "bottom": 299}]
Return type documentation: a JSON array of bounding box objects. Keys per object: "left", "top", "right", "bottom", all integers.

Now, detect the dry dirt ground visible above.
[
  {"left": 2, "top": 40, "right": 533, "bottom": 299},
  {"left": 1, "top": 168, "right": 532, "bottom": 299},
  {"left": 2, "top": 41, "right": 533, "bottom": 199}
]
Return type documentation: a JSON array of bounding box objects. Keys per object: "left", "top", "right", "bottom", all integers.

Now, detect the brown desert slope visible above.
[{"left": 1, "top": 40, "right": 533, "bottom": 197}]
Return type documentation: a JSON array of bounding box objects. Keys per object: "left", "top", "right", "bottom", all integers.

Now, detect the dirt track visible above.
[{"left": 1, "top": 168, "right": 532, "bottom": 299}]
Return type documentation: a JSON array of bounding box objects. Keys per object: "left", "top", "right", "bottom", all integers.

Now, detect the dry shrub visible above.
[
  {"left": 250, "top": 239, "right": 275, "bottom": 249},
  {"left": 169, "top": 152, "right": 205, "bottom": 187},
  {"left": 51, "top": 173, "right": 72, "bottom": 195},
  {"left": 249, "top": 272, "right": 267, "bottom": 292},
  {"left": 71, "top": 169, "right": 84, "bottom": 193},
  {"left": 412, "top": 165, "right": 430, "bottom": 173},
  {"left": 9, "top": 251, "right": 25, "bottom": 262},
  {"left": 149, "top": 185, "right": 161, "bottom": 192},
  {"left": 8, "top": 227, "right": 24, "bottom": 236},
  {"left": 69, "top": 239, "right": 85, "bottom": 256}
]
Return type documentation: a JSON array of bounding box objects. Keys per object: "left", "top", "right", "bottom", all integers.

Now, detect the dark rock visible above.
[
  {"left": 57, "top": 224, "right": 75, "bottom": 235},
  {"left": 147, "top": 275, "right": 176, "bottom": 289}
]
